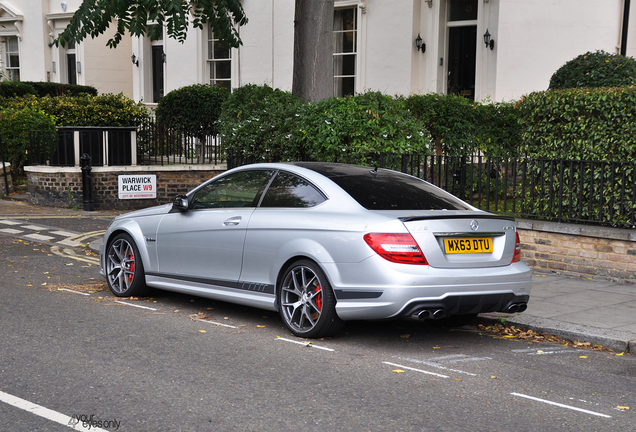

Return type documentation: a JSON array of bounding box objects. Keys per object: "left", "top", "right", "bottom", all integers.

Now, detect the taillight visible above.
[
  {"left": 512, "top": 232, "right": 521, "bottom": 263},
  {"left": 363, "top": 233, "right": 428, "bottom": 265}
]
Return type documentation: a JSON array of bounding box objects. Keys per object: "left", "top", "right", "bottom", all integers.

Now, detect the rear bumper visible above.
[{"left": 329, "top": 257, "right": 532, "bottom": 320}]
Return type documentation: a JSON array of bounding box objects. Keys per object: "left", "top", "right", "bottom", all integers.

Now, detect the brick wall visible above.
[
  {"left": 25, "top": 166, "right": 224, "bottom": 210},
  {"left": 517, "top": 220, "right": 636, "bottom": 281}
]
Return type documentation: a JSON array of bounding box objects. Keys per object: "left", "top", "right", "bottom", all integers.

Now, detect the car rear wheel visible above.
[
  {"left": 278, "top": 260, "right": 344, "bottom": 338},
  {"left": 105, "top": 233, "right": 150, "bottom": 297}
]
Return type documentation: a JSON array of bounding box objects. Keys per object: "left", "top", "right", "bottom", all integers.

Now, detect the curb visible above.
[{"left": 478, "top": 313, "right": 636, "bottom": 354}]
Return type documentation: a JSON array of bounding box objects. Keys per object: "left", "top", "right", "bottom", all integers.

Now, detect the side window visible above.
[
  {"left": 260, "top": 171, "right": 326, "bottom": 208},
  {"left": 191, "top": 170, "right": 273, "bottom": 209}
]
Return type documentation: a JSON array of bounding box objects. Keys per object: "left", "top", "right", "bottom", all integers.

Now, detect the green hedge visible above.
[
  {"left": 0, "top": 81, "right": 97, "bottom": 98},
  {"left": 1, "top": 93, "right": 150, "bottom": 127},
  {"left": 549, "top": 50, "right": 636, "bottom": 90},
  {"left": 0, "top": 107, "right": 56, "bottom": 177},
  {"left": 299, "top": 92, "right": 430, "bottom": 163},
  {"left": 516, "top": 86, "right": 636, "bottom": 161},
  {"left": 156, "top": 84, "right": 228, "bottom": 140},
  {"left": 218, "top": 84, "right": 303, "bottom": 163}
]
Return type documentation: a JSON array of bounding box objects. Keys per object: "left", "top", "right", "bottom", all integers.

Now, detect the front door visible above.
[
  {"left": 152, "top": 45, "right": 164, "bottom": 102},
  {"left": 447, "top": 25, "right": 476, "bottom": 100}
]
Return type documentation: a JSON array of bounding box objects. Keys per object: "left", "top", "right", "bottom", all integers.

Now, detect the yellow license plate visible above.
[{"left": 444, "top": 238, "right": 493, "bottom": 254}]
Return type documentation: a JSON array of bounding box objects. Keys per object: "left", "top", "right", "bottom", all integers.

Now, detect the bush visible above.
[
  {"left": 549, "top": 50, "right": 636, "bottom": 90},
  {"left": 156, "top": 84, "right": 228, "bottom": 140},
  {"left": 0, "top": 107, "right": 56, "bottom": 177},
  {"left": 0, "top": 81, "right": 97, "bottom": 98},
  {"left": 1, "top": 93, "right": 150, "bottom": 127},
  {"left": 406, "top": 93, "right": 480, "bottom": 155},
  {"left": 219, "top": 84, "right": 303, "bottom": 164},
  {"left": 516, "top": 86, "right": 636, "bottom": 161},
  {"left": 474, "top": 101, "right": 522, "bottom": 157},
  {"left": 298, "top": 92, "right": 431, "bottom": 163},
  {"left": 0, "top": 81, "right": 37, "bottom": 98},
  {"left": 25, "top": 82, "right": 98, "bottom": 97}
]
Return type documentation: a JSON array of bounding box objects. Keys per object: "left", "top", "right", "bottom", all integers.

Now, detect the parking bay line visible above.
[
  {"left": 382, "top": 362, "right": 449, "bottom": 379},
  {"left": 114, "top": 300, "right": 158, "bottom": 311},
  {"left": 58, "top": 288, "right": 90, "bottom": 296},
  {"left": 511, "top": 392, "right": 611, "bottom": 418},
  {"left": 277, "top": 337, "right": 335, "bottom": 351},
  {"left": 0, "top": 389, "right": 109, "bottom": 431}
]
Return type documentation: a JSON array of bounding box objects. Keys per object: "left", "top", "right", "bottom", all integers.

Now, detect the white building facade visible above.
[{"left": 5, "top": 0, "right": 636, "bottom": 104}]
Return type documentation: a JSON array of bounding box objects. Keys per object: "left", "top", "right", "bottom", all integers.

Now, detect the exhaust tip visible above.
[
  {"left": 432, "top": 309, "right": 445, "bottom": 319},
  {"left": 416, "top": 309, "right": 432, "bottom": 320}
]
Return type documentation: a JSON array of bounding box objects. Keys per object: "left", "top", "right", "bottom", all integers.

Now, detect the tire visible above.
[
  {"left": 427, "top": 313, "right": 478, "bottom": 328},
  {"left": 278, "top": 259, "right": 344, "bottom": 338},
  {"left": 105, "top": 233, "right": 150, "bottom": 297}
]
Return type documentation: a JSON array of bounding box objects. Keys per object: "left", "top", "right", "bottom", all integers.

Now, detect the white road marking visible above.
[
  {"left": 50, "top": 231, "right": 78, "bottom": 237},
  {"left": 0, "top": 220, "right": 21, "bottom": 225},
  {"left": 21, "top": 224, "right": 49, "bottom": 231},
  {"left": 511, "top": 393, "right": 611, "bottom": 418},
  {"left": 277, "top": 337, "right": 335, "bottom": 351},
  {"left": 114, "top": 300, "right": 158, "bottom": 311},
  {"left": 382, "top": 362, "right": 449, "bottom": 378},
  {"left": 58, "top": 288, "right": 90, "bottom": 296},
  {"left": 0, "top": 389, "right": 109, "bottom": 431},
  {"left": 24, "top": 234, "right": 55, "bottom": 242},
  {"left": 404, "top": 355, "right": 485, "bottom": 376},
  {"left": 198, "top": 319, "right": 238, "bottom": 329},
  {"left": 0, "top": 228, "right": 23, "bottom": 234}
]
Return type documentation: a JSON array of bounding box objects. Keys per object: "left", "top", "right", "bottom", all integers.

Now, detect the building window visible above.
[
  {"left": 333, "top": 7, "right": 357, "bottom": 97},
  {"left": 207, "top": 26, "right": 231, "bottom": 90},
  {"left": 1, "top": 36, "right": 20, "bottom": 81}
]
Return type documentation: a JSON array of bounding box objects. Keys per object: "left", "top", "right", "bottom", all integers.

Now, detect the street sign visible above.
[{"left": 118, "top": 174, "right": 157, "bottom": 199}]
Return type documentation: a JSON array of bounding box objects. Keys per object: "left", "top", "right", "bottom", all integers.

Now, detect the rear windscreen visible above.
[{"left": 329, "top": 170, "right": 471, "bottom": 211}]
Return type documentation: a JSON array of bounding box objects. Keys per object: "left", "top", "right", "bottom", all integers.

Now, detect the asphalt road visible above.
[{"left": 1, "top": 213, "right": 635, "bottom": 431}]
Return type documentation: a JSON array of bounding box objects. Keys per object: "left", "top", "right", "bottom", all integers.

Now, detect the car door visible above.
[{"left": 155, "top": 169, "right": 274, "bottom": 289}]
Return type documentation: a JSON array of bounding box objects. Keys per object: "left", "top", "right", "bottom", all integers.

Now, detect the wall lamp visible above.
[
  {"left": 483, "top": 29, "right": 495, "bottom": 50},
  {"left": 415, "top": 33, "right": 425, "bottom": 53},
  {"left": 131, "top": 54, "right": 139, "bottom": 67}
]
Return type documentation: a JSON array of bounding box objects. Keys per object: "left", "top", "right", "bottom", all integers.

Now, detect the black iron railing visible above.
[
  {"left": 137, "top": 118, "right": 223, "bottom": 165},
  {"left": 25, "top": 126, "right": 636, "bottom": 228},
  {"left": 376, "top": 154, "right": 636, "bottom": 229},
  {"left": 29, "top": 127, "right": 136, "bottom": 167}
]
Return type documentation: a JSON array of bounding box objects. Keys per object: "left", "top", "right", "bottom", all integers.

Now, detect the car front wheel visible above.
[
  {"left": 278, "top": 260, "right": 343, "bottom": 338},
  {"left": 105, "top": 233, "right": 150, "bottom": 297}
]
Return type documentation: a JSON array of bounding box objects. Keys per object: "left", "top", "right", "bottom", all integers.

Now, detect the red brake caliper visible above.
[
  {"left": 315, "top": 285, "right": 322, "bottom": 310},
  {"left": 128, "top": 252, "right": 135, "bottom": 284}
]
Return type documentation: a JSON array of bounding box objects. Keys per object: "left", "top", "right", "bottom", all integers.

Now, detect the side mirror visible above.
[{"left": 173, "top": 194, "right": 189, "bottom": 211}]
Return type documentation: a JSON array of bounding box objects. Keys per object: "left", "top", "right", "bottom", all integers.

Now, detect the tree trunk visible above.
[{"left": 292, "top": 0, "right": 334, "bottom": 102}]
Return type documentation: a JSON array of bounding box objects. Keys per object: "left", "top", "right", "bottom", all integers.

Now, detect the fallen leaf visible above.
[
  {"left": 452, "top": 378, "right": 462, "bottom": 381},
  {"left": 198, "top": 330, "right": 207, "bottom": 333},
  {"left": 257, "top": 325, "right": 266, "bottom": 328},
  {"left": 617, "top": 406, "right": 630, "bottom": 410},
  {"left": 580, "top": 356, "right": 588, "bottom": 359},
  {"left": 490, "top": 376, "right": 498, "bottom": 379},
  {"left": 433, "top": 347, "right": 441, "bottom": 349},
  {"left": 400, "top": 334, "right": 410, "bottom": 339},
  {"left": 616, "top": 352, "right": 625, "bottom": 356},
  {"left": 537, "top": 350, "right": 544, "bottom": 353},
  {"left": 392, "top": 369, "right": 405, "bottom": 374}
]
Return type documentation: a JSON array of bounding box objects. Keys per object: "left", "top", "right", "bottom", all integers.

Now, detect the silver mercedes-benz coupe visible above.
[{"left": 100, "top": 162, "right": 531, "bottom": 338}]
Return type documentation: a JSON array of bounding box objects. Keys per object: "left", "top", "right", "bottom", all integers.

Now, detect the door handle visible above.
[{"left": 223, "top": 216, "right": 242, "bottom": 226}]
